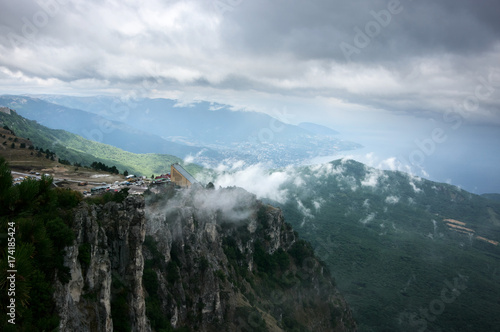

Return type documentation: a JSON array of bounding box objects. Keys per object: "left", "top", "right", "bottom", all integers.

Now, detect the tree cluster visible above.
[
  {"left": 33, "top": 147, "right": 56, "bottom": 160},
  {"left": 90, "top": 161, "right": 119, "bottom": 174},
  {"left": 2, "top": 125, "right": 15, "bottom": 136},
  {"left": 0, "top": 157, "right": 82, "bottom": 330}
]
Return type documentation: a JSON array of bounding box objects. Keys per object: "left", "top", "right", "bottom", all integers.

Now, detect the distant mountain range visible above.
[
  {"left": 0, "top": 95, "right": 220, "bottom": 160},
  {"left": 263, "top": 159, "right": 500, "bottom": 331},
  {"left": 298, "top": 122, "right": 339, "bottom": 136},
  {"left": 0, "top": 95, "right": 361, "bottom": 167}
]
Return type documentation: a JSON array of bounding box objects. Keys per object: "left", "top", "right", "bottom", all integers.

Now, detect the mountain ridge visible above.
[
  {"left": 12, "top": 94, "right": 362, "bottom": 167},
  {"left": 0, "top": 95, "right": 220, "bottom": 161},
  {"left": 482, "top": 193, "right": 500, "bottom": 202},
  {"left": 298, "top": 122, "right": 339, "bottom": 136}
]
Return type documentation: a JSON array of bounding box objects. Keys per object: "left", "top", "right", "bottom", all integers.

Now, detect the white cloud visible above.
[
  {"left": 312, "top": 198, "right": 325, "bottom": 211},
  {"left": 361, "top": 168, "right": 387, "bottom": 188},
  {"left": 344, "top": 175, "right": 358, "bottom": 191},
  {"left": 360, "top": 213, "right": 376, "bottom": 225},
  {"left": 293, "top": 176, "right": 305, "bottom": 187},
  {"left": 184, "top": 148, "right": 210, "bottom": 166},
  {"left": 296, "top": 199, "right": 314, "bottom": 220},
  {"left": 362, "top": 199, "right": 370, "bottom": 208},
  {"left": 409, "top": 181, "right": 422, "bottom": 193},
  {"left": 361, "top": 172, "right": 379, "bottom": 187},
  {"left": 380, "top": 157, "right": 398, "bottom": 171},
  {"left": 201, "top": 161, "right": 295, "bottom": 203},
  {"left": 385, "top": 196, "right": 400, "bottom": 204},
  {"left": 308, "top": 162, "right": 345, "bottom": 178},
  {"left": 152, "top": 185, "right": 258, "bottom": 228}
]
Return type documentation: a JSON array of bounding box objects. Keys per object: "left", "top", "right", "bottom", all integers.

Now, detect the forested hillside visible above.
[{"left": 269, "top": 159, "right": 500, "bottom": 331}]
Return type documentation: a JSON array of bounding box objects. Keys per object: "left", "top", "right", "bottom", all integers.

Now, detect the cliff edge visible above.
[{"left": 55, "top": 186, "right": 356, "bottom": 331}]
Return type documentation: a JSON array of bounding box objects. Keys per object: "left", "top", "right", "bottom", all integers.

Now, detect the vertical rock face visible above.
[
  {"left": 144, "top": 186, "right": 357, "bottom": 331},
  {"left": 55, "top": 187, "right": 356, "bottom": 331},
  {"left": 54, "top": 196, "right": 149, "bottom": 332}
]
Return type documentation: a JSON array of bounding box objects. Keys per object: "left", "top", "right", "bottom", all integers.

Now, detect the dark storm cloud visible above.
[{"left": 222, "top": 0, "right": 500, "bottom": 62}]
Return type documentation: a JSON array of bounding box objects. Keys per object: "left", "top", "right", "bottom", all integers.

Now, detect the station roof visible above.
[{"left": 172, "top": 163, "right": 197, "bottom": 184}]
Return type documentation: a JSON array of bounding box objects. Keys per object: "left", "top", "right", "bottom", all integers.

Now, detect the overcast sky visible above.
[{"left": 0, "top": 0, "right": 499, "bottom": 192}]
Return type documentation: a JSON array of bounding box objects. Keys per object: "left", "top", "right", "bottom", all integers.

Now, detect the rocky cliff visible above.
[
  {"left": 55, "top": 186, "right": 356, "bottom": 331},
  {"left": 54, "top": 196, "right": 149, "bottom": 332}
]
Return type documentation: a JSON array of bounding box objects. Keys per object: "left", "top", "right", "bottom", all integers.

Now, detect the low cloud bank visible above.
[
  {"left": 150, "top": 185, "right": 259, "bottom": 225},
  {"left": 195, "top": 161, "right": 297, "bottom": 204},
  {"left": 186, "top": 157, "right": 424, "bottom": 226}
]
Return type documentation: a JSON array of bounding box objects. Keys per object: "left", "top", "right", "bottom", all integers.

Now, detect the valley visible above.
[
  {"left": 1, "top": 102, "right": 499, "bottom": 331},
  {"left": 0, "top": 95, "right": 362, "bottom": 168}
]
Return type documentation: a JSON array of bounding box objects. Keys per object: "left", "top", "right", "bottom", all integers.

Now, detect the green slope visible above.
[
  {"left": 267, "top": 159, "right": 500, "bottom": 332},
  {"left": 0, "top": 109, "right": 203, "bottom": 177}
]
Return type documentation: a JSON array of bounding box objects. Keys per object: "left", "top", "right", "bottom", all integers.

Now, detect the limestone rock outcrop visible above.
[{"left": 54, "top": 187, "right": 356, "bottom": 331}]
